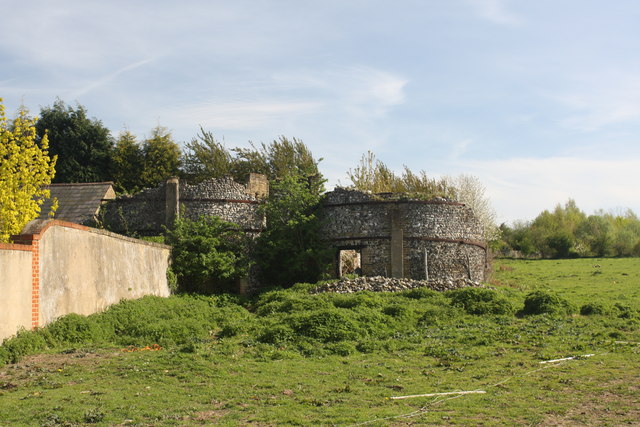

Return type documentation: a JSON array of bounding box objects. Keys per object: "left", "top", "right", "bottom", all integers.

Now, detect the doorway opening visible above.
[{"left": 338, "top": 248, "right": 362, "bottom": 277}]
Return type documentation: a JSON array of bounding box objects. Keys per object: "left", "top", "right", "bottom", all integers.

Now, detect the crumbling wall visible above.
[
  {"left": 321, "top": 188, "right": 487, "bottom": 282},
  {"left": 101, "top": 176, "right": 266, "bottom": 235}
]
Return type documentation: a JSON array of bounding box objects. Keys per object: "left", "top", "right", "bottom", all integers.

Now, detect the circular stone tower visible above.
[{"left": 321, "top": 188, "right": 487, "bottom": 282}]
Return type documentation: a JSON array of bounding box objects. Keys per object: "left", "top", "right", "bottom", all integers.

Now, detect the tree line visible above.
[{"left": 496, "top": 199, "right": 640, "bottom": 258}]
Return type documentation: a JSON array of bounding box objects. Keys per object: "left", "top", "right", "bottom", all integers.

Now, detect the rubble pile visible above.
[{"left": 313, "top": 276, "right": 482, "bottom": 294}]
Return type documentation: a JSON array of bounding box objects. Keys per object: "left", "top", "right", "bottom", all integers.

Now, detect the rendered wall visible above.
[
  {"left": 36, "top": 223, "right": 171, "bottom": 326},
  {"left": 3, "top": 220, "right": 171, "bottom": 338},
  {"left": 0, "top": 244, "right": 33, "bottom": 342},
  {"left": 322, "top": 188, "right": 487, "bottom": 282}
]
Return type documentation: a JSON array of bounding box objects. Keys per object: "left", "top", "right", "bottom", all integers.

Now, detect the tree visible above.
[
  {"left": 112, "top": 130, "right": 144, "bottom": 193},
  {"left": 140, "top": 126, "right": 181, "bottom": 188},
  {"left": 181, "top": 127, "right": 233, "bottom": 183},
  {"left": 255, "top": 174, "right": 333, "bottom": 287},
  {"left": 164, "top": 215, "right": 251, "bottom": 294},
  {"left": 0, "top": 100, "right": 57, "bottom": 242},
  {"left": 35, "top": 99, "right": 113, "bottom": 183},
  {"left": 446, "top": 174, "right": 499, "bottom": 241},
  {"left": 233, "top": 136, "right": 324, "bottom": 194},
  {"left": 575, "top": 215, "right": 613, "bottom": 257},
  {"left": 530, "top": 200, "right": 586, "bottom": 258}
]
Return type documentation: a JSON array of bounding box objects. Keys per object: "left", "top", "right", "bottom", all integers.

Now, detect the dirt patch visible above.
[
  {"left": 542, "top": 382, "right": 640, "bottom": 426},
  {"left": 0, "top": 350, "right": 118, "bottom": 386}
]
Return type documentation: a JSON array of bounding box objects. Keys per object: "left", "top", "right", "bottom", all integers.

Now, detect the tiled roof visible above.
[{"left": 38, "top": 182, "right": 116, "bottom": 224}]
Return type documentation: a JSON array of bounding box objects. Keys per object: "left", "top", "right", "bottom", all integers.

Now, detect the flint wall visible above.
[{"left": 322, "top": 189, "right": 487, "bottom": 282}]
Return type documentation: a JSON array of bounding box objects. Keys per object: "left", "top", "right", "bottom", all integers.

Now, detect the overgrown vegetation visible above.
[
  {"left": 347, "top": 151, "right": 499, "bottom": 240},
  {"left": 164, "top": 215, "right": 252, "bottom": 294},
  {"left": 497, "top": 199, "right": 640, "bottom": 258},
  {"left": 255, "top": 175, "right": 333, "bottom": 287},
  {"left": 1, "top": 258, "right": 639, "bottom": 425}
]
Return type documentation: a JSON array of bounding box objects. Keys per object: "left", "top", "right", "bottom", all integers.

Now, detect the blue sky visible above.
[{"left": 2, "top": 0, "right": 639, "bottom": 224}]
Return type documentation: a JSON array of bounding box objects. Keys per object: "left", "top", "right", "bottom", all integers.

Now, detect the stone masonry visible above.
[
  {"left": 321, "top": 188, "right": 488, "bottom": 282},
  {"left": 101, "top": 175, "right": 268, "bottom": 235}
]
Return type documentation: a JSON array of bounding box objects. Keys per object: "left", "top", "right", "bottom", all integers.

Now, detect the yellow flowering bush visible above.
[{"left": 0, "top": 99, "right": 57, "bottom": 242}]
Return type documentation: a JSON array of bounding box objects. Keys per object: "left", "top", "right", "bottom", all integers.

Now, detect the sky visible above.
[{"left": 2, "top": 0, "right": 639, "bottom": 224}]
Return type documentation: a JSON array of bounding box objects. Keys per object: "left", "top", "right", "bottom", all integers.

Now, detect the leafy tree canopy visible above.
[
  {"left": 254, "top": 174, "right": 333, "bottom": 287},
  {"left": 112, "top": 130, "right": 144, "bottom": 193},
  {"left": 140, "top": 126, "right": 181, "bottom": 189},
  {"left": 164, "top": 215, "right": 252, "bottom": 294},
  {"left": 35, "top": 99, "right": 113, "bottom": 183},
  {"left": 0, "top": 100, "right": 57, "bottom": 241},
  {"left": 181, "top": 127, "right": 233, "bottom": 184},
  {"left": 498, "top": 201, "right": 640, "bottom": 258}
]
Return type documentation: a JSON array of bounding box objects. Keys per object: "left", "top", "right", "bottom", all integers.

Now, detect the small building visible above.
[{"left": 38, "top": 182, "right": 116, "bottom": 225}]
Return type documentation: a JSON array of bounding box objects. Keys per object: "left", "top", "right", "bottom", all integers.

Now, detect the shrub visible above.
[
  {"left": 253, "top": 291, "right": 331, "bottom": 316},
  {"left": 613, "top": 303, "right": 637, "bottom": 319},
  {"left": 289, "top": 309, "right": 360, "bottom": 343},
  {"left": 0, "top": 329, "right": 50, "bottom": 364},
  {"left": 164, "top": 215, "right": 252, "bottom": 294},
  {"left": 447, "top": 288, "right": 514, "bottom": 315},
  {"left": 330, "top": 292, "right": 383, "bottom": 309},
  {"left": 401, "top": 287, "right": 442, "bottom": 301},
  {"left": 580, "top": 302, "right": 610, "bottom": 316},
  {"left": 419, "top": 304, "right": 462, "bottom": 326},
  {"left": 520, "top": 290, "right": 575, "bottom": 316},
  {"left": 47, "top": 313, "right": 104, "bottom": 344},
  {"left": 258, "top": 324, "right": 296, "bottom": 345}
]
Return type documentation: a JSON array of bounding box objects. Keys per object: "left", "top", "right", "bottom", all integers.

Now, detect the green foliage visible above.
[
  {"left": 140, "top": 126, "right": 181, "bottom": 188},
  {"left": 520, "top": 290, "right": 575, "bottom": 316},
  {"left": 499, "top": 201, "right": 640, "bottom": 259},
  {"left": 447, "top": 287, "right": 514, "bottom": 315},
  {"left": 0, "top": 329, "right": 50, "bottom": 364},
  {"left": 45, "top": 313, "right": 102, "bottom": 344},
  {"left": 111, "top": 130, "right": 144, "bottom": 193},
  {"left": 181, "top": 127, "right": 234, "bottom": 183},
  {"left": 165, "top": 215, "right": 252, "bottom": 294},
  {"left": 35, "top": 99, "right": 113, "bottom": 183},
  {"left": 233, "top": 136, "right": 323, "bottom": 191},
  {"left": 347, "top": 151, "right": 453, "bottom": 198},
  {"left": 255, "top": 175, "right": 333, "bottom": 287},
  {"left": 289, "top": 309, "right": 360, "bottom": 343},
  {"left": 580, "top": 302, "right": 610, "bottom": 316},
  {"left": 0, "top": 100, "right": 57, "bottom": 241},
  {"left": 1, "top": 258, "right": 639, "bottom": 426}
]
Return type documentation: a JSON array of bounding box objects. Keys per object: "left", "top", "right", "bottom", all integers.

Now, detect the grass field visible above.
[{"left": 0, "top": 258, "right": 638, "bottom": 425}]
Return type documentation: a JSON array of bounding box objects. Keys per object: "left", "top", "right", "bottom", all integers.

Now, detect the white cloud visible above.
[
  {"left": 168, "top": 101, "right": 322, "bottom": 130},
  {"left": 457, "top": 156, "right": 640, "bottom": 223},
  {"left": 450, "top": 138, "right": 473, "bottom": 160},
  {"left": 467, "top": 0, "right": 522, "bottom": 27},
  {"left": 555, "top": 80, "right": 640, "bottom": 132}
]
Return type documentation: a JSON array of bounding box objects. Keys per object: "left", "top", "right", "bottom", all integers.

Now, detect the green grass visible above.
[{"left": 0, "top": 258, "right": 639, "bottom": 425}]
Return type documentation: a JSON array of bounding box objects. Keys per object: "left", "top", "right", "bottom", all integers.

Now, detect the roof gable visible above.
[{"left": 38, "top": 182, "right": 115, "bottom": 224}]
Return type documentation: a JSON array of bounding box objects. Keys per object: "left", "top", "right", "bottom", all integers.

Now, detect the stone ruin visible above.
[
  {"left": 100, "top": 174, "right": 268, "bottom": 236},
  {"left": 320, "top": 188, "right": 488, "bottom": 284},
  {"left": 101, "top": 177, "right": 488, "bottom": 291}
]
